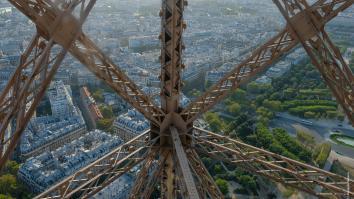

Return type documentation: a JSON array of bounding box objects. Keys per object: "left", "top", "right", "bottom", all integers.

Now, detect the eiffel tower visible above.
[{"left": 0, "top": 0, "right": 353, "bottom": 198}]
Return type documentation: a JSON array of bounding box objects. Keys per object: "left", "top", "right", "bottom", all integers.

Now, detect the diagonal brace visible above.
[{"left": 170, "top": 127, "right": 200, "bottom": 199}]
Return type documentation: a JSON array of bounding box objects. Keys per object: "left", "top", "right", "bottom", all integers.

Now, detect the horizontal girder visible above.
[
  {"left": 274, "top": 0, "right": 354, "bottom": 125},
  {"left": 0, "top": 0, "right": 96, "bottom": 169},
  {"left": 193, "top": 127, "right": 354, "bottom": 198},
  {"left": 180, "top": 0, "right": 354, "bottom": 126},
  {"left": 7, "top": 0, "right": 164, "bottom": 126},
  {"left": 35, "top": 131, "right": 154, "bottom": 199}
]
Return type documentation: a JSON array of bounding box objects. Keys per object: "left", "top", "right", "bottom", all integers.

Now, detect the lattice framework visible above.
[{"left": 0, "top": 0, "right": 353, "bottom": 198}]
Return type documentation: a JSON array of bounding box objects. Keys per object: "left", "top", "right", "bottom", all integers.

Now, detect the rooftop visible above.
[{"left": 19, "top": 130, "right": 123, "bottom": 193}]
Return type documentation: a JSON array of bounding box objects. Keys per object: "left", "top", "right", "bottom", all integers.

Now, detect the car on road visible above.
[
  {"left": 332, "top": 129, "right": 342, "bottom": 133},
  {"left": 300, "top": 119, "right": 313, "bottom": 125}
]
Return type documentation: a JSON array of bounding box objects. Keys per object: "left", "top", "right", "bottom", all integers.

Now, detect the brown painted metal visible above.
[
  {"left": 8, "top": 0, "right": 164, "bottom": 126},
  {"left": 36, "top": 131, "right": 154, "bottom": 198},
  {"left": 141, "top": 157, "right": 166, "bottom": 199},
  {"left": 129, "top": 150, "right": 167, "bottom": 199},
  {"left": 186, "top": 149, "right": 224, "bottom": 199},
  {"left": 273, "top": 0, "right": 354, "bottom": 126},
  {"left": 128, "top": 148, "right": 158, "bottom": 199},
  {"left": 180, "top": 0, "right": 354, "bottom": 126},
  {"left": 68, "top": 34, "right": 165, "bottom": 125},
  {"left": 0, "top": 0, "right": 96, "bottom": 168},
  {"left": 193, "top": 127, "right": 354, "bottom": 198},
  {"left": 158, "top": 0, "right": 188, "bottom": 197},
  {"left": 170, "top": 127, "right": 200, "bottom": 198},
  {"left": 157, "top": 0, "right": 187, "bottom": 137},
  {"left": 0, "top": 0, "right": 353, "bottom": 198}
]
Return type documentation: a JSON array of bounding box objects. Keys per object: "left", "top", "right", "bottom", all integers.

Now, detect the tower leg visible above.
[{"left": 161, "top": 151, "right": 175, "bottom": 199}]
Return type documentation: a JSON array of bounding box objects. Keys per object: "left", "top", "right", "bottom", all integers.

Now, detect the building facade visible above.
[
  {"left": 47, "top": 81, "right": 75, "bottom": 119},
  {"left": 18, "top": 130, "right": 123, "bottom": 193},
  {"left": 113, "top": 109, "right": 149, "bottom": 142}
]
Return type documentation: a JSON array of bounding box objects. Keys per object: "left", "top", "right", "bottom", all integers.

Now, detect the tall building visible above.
[
  {"left": 18, "top": 130, "right": 123, "bottom": 193},
  {"left": 19, "top": 82, "right": 86, "bottom": 160},
  {"left": 47, "top": 81, "right": 75, "bottom": 119},
  {"left": 20, "top": 116, "right": 86, "bottom": 160}
]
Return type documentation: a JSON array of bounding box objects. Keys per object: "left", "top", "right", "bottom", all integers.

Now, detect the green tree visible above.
[
  {"left": 273, "top": 128, "right": 312, "bottom": 162},
  {"left": 304, "top": 111, "right": 316, "bottom": 119},
  {"left": 296, "top": 130, "right": 315, "bottom": 149},
  {"left": 247, "top": 82, "right": 272, "bottom": 94},
  {"left": 313, "top": 142, "right": 331, "bottom": 168},
  {"left": 92, "top": 90, "right": 104, "bottom": 103},
  {"left": 214, "top": 164, "right": 224, "bottom": 174},
  {"left": 238, "top": 175, "right": 257, "bottom": 192},
  {"left": 227, "top": 102, "right": 241, "bottom": 115},
  {"left": 256, "top": 107, "right": 274, "bottom": 125},
  {"left": 100, "top": 105, "right": 114, "bottom": 119},
  {"left": 205, "top": 112, "right": 224, "bottom": 132},
  {"left": 202, "top": 157, "right": 212, "bottom": 168},
  {"left": 189, "top": 89, "right": 201, "bottom": 97},
  {"left": 263, "top": 100, "right": 282, "bottom": 112},
  {"left": 330, "top": 160, "right": 351, "bottom": 178},
  {"left": 283, "top": 88, "right": 297, "bottom": 99},
  {"left": 215, "top": 178, "right": 229, "bottom": 195},
  {"left": 0, "top": 174, "right": 17, "bottom": 196},
  {"left": 230, "top": 89, "right": 246, "bottom": 102},
  {"left": 96, "top": 119, "right": 113, "bottom": 131},
  {"left": 253, "top": 123, "right": 274, "bottom": 149},
  {"left": 0, "top": 195, "right": 13, "bottom": 199},
  {"left": 326, "top": 111, "right": 338, "bottom": 119},
  {"left": 2, "top": 161, "right": 19, "bottom": 176}
]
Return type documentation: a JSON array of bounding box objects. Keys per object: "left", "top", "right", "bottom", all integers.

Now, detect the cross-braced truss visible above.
[{"left": 0, "top": 0, "right": 354, "bottom": 198}]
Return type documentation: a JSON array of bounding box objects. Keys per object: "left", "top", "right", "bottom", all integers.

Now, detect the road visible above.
[{"left": 270, "top": 113, "right": 354, "bottom": 158}]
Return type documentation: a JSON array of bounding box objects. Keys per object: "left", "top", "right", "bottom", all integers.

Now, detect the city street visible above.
[{"left": 270, "top": 112, "right": 354, "bottom": 158}]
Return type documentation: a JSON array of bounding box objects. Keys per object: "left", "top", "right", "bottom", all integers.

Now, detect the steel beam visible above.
[
  {"left": 160, "top": 0, "right": 185, "bottom": 113},
  {"left": 7, "top": 0, "right": 164, "bottom": 126},
  {"left": 171, "top": 127, "right": 200, "bottom": 199},
  {"left": 35, "top": 131, "right": 154, "bottom": 199},
  {"left": 3, "top": 0, "right": 354, "bottom": 198},
  {"left": 180, "top": 0, "right": 354, "bottom": 126},
  {"left": 129, "top": 149, "right": 158, "bottom": 198},
  {"left": 160, "top": 151, "right": 176, "bottom": 199},
  {"left": 186, "top": 149, "right": 224, "bottom": 199},
  {"left": 139, "top": 152, "right": 168, "bottom": 199},
  {"left": 68, "top": 35, "right": 164, "bottom": 125},
  {"left": 0, "top": 0, "right": 164, "bottom": 169},
  {"left": 273, "top": 0, "right": 354, "bottom": 125},
  {"left": 193, "top": 127, "right": 354, "bottom": 198},
  {"left": 0, "top": 0, "right": 96, "bottom": 169},
  {"left": 156, "top": 0, "right": 189, "bottom": 144}
]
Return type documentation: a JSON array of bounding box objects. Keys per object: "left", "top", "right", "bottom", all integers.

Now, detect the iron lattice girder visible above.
[
  {"left": 35, "top": 131, "right": 154, "bottom": 199},
  {"left": 68, "top": 34, "right": 164, "bottom": 125},
  {"left": 186, "top": 148, "right": 224, "bottom": 199},
  {"left": 160, "top": 0, "right": 185, "bottom": 113},
  {"left": 7, "top": 0, "right": 164, "bottom": 126},
  {"left": 159, "top": 0, "right": 188, "bottom": 196},
  {"left": 170, "top": 127, "right": 200, "bottom": 199},
  {"left": 128, "top": 148, "right": 159, "bottom": 198},
  {"left": 129, "top": 150, "right": 168, "bottom": 199},
  {"left": 274, "top": 0, "right": 354, "bottom": 125},
  {"left": 37, "top": 127, "right": 354, "bottom": 198},
  {"left": 140, "top": 156, "right": 167, "bottom": 198},
  {"left": 180, "top": 0, "right": 354, "bottom": 125},
  {"left": 0, "top": 0, "right": 96, "bottom": 167},
  {"left": 1, "top": 0, "right": 354, "bottom": 198},
  {"left": 193, "top": 127, "right": 354, "bottom": 198}
]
